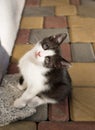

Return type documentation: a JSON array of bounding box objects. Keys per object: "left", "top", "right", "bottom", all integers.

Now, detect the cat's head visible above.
[{"left": 32, "top": 33, "right": 71, "bottom": 68}]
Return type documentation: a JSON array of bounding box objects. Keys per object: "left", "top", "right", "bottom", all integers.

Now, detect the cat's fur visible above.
[{"left": 14, "top": 33, "right": 71, "bottom": 109}]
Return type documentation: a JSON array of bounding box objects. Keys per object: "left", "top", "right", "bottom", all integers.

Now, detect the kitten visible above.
[{"left": 13, "top": 33, "right": 72, "bottom": 109}]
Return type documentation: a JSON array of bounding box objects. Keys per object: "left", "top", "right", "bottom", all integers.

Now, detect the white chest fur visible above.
[{"left": 18, "top": 52, "right": 50, "bottom": 92}]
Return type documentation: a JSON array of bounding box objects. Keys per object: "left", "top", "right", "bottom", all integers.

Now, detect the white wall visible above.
[{"left": 0, "top": 0, "right": 25, "bottom": 82}]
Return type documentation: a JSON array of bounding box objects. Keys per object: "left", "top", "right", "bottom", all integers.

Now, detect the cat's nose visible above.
[{"left": 35, "top": 51, "right": 41, "bottom": 57}]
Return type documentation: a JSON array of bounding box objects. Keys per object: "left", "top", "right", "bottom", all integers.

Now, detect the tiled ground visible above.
[{"left": 4, "top": 0, "right": 95, "bottom": 129}]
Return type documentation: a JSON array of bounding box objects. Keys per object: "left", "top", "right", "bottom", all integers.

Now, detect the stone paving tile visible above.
[
  {"left": 71, "top": 43, "right": 95, "bottom": 62},
  {"left": 49, "top": 98, "right": 69, "bottom": 121},
  {"left": 78, "top": 5, "right": 95, "bottom": 17},
  {"left": 67, "top": 15, "right": 95, "bottom": 42},
  {"left": 23, "top": 7, "right": 55, "bottom": 16},
  {"left": 55, "top": 5, "right": 77, "bottom": 16},
  {"left": 70, "top": 0, "right": 80, "bottom": 6},
  {"left": 68, "top": 15, "right": 95, "bottom": 28},
  {"left": 0, "top": 121, "right": 36, "bottom": 130},
  {"left": 38, "top": 121, "right": 95, "bottom": 130},
  {"left": 20, "top": 17, "right": 43, "bottom": 29},
  {"left": 41, "top": 0, "right": 69, "bottom": 6},
  {"left": 29, "top": 29, "right": 70, "bottom": 44},
  {"left": 69, "top": 27, "right": 95, "bottom": 42},
  {"left": 44, "top": 16, "right": 68, "bottom": 28},
  {"left": 16, "top": 29, "right": 30, "bottom": 44},
  {"left": 81, "top": 0, "right": 95, "bottom": 7},
  {"left": 11, "top": 44, "right": 34, "bottom": 63},
  {"left": 7, "top": 63, "right": 19, "bottom": 74},
  {"left": 26, "top": 0, "right": 40, "bottom": 7},
  {"left": 60, "top": 43, "right": 71, "bottom": 62},
  {"left": 70, "top": 88, "right": 95, "bottom": 121},
  {"left": 69, "top": 63, "right": 95, "bottom": 87},
  {"left": 26, "top": 105, "right": 48, "bottom": 122}
]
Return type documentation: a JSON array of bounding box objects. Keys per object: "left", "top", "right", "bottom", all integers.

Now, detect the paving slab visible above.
[
  {"left": 38, "top": 121, "right": 95, "bottom": 130},
  {"left": 69, "top": 27, "right": 95, "bottom": 42},
  {"left": 49, "top": 98, "right": 69, "bottom": 121},
  {"left": 44, "top": 16, "right": 67, "bottom": 28},
  {"left": 69, "top": 63, "right": 95, "bottom": 87},
  {"left": 71, "top": 43, "right": 95, "bottom": 62},
  {"left": 81, "top": 0, "right": 95, "bottom": 7},
  {"left": 7, "top": 63, "right": 19, "bottom": 74},
  {"left": 70, "top": 0, "right": 80, "bottom": 6},
  {"left": 23, "top": 7, "right": 55, "bottom": 16},
  {"left": 68, "top": 15, "right": 95, "bottom": 42},
  {"left": 41, "top": 0, "right": 69, "bottom": 6},
  {"left": 68, "top": 15, "right": 95, "bottom": 28},
  {"left": 20, "top": 17, "right": 43, "bottom": 29},
  {"left": 29, "top": 28, "right": 70, "bottom": 43},
  {"left": 70, "top": 87, "right": 95, "bottom": 121},
  {"left": 0, "top": 121, "right": 36, "bottom": 130},
  {"left": 16, "top": 29, "right": 30, "bottom": 44},
  {"left": 26, "top": 0, "right": 40, "bottom": 7},
  {"left": 26, "top": 105, "right": 48, "bottom": 122},
  {"left": 78, "top": 5, "right": 95, "bottom": 18},
  {"left": 55, "top": 5, "right": 77, "bottom": 16}
]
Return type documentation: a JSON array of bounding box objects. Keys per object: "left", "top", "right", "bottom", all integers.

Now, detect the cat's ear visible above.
[
  {"left": 54, "top": 55, "right": 71, "bottom": 69},
  {"left": 51, "top": 33, "right": 67, "bottom": 45},
  {"left": 60, "top": 58, "right": 71, "bottom": 68}
]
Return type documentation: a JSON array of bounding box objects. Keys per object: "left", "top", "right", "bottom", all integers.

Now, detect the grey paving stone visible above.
[
  {"left": 23, "top": 6, "right": 55, "bottom": 16},
  {"left": 78, "top": 0, "right": 95, "bottom": 17},
  {"left": 26, "top": 104, "right": 48, "bottom": 122},
  {"left": 81, "top": 0, "right": 95, "bottom": 7},
  {"left": 29, "top": 28, "right": 70, "bottom": 43},
  {"left": 78, "top": 5, "right": 95, "bottom": 18},
  {"left": 71, "top": 43, "right": 95, "bottom": 62}
]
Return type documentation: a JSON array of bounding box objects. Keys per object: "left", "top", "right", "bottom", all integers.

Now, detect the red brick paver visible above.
[
  {"left": 16, "top": 29, "right": 30, "bottom": 44},
  {"left": 44, "top": 16, "right": 68, "bottom": 28},
  {"left": 70, "top": 0, "right": 80, "bottom": 6},
  {"left": 38, "top": 122, "right": 95, "bottom": 130},
  {"left": 26, "top": 0, "right": 40, "bottom": 7},
  {"left": 49, "top": 98, "right": 69, "bottom": 121}
]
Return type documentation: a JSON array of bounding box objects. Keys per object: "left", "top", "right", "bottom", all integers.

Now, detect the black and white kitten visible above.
[{"left": 13, "top": 33, "right": 71, "bottom": 109}]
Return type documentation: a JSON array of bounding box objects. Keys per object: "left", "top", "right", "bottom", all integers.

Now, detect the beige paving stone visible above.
[
  {"left": 11, "top": 44, "right": 34, "bottom": 63},
  {"left": 68, "top": 16, "right": 95, "bottom": 28},
  {"left": 69, "top": 27, "right": 95, "bottom": 42},
  {"left": 55, "top": 5, "right": 77, "bottom": 16},
  {"left": 20, "top": 17, "right": 43, "bottom": 29},
  {"left": 41, "top": 0, "right": 69, "bottom": 6},
  {"left": 69, "top": 63, "right": 95, "bottom": 87},
  {"left": 70, "top": 88, "right": 95, "bottom": 121},
  {"left": 0, "top": 121, "right": 36, "bottom": 130}
]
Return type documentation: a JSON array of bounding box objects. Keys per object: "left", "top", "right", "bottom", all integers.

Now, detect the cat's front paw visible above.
[{"left": 13, "top": 98, "right": 26, "bottom": 108}]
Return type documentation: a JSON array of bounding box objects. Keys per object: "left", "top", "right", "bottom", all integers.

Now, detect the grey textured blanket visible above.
[{"left": 0, "top": 74, "right": 36, "bottom": 126}]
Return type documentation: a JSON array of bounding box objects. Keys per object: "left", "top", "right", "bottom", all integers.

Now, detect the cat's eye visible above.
[
  {"left": 43, "top": 43, "right": 49, "bottom": 50},
  {"left": 45, "top": 56, "right": 50, "bottom": 64}
]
